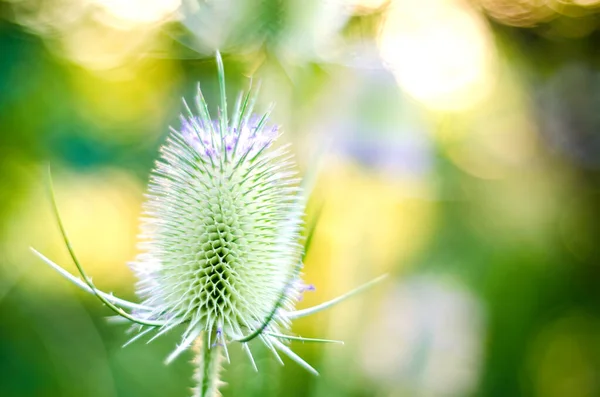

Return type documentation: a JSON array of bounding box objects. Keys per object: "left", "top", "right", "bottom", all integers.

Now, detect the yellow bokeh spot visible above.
[
  {"left": 5, "top": 168, "right": 145, "bottom": 291},
  {"left": 572, "top": 0, "right": 600, "bottom": 6},
  {"left": 298, "top": 156, "right": 437, "bottom": 335},
  {"left": 436, "top": 69, "right": 539, "bottom": 180},
  {"left": 348, "top": 0, "right": 390, "bottom": 13},
  {"left": 92, "top": 0, "right": 181, "bottom": 28},
  {"left": 68, "top": 58, "right": 177, "bottom": 142},
  {"left": 58, "top": 21, "right": 158, "bottom": 71},
  {"left": 378, "top": 0, "right": 496, "bottom": 111},
  {"left": 478, "top": 0, "right": 555, "bottom": 27},
  {"left": 8, "top": 0, "right": 180, "bottom": 70}
]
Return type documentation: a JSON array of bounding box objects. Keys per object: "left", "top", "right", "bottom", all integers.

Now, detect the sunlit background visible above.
[{"left": 1, "top": 0, "right": 600, "bottom": 396}]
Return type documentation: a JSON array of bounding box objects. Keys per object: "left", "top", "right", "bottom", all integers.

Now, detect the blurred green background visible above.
[{"left": 1, "top": 0, "right": 600, "bottom": 396}]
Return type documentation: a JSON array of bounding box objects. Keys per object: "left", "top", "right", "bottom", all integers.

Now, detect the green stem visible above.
[{"left": 194, "top": 332, "right": 223, "bottom": 397}]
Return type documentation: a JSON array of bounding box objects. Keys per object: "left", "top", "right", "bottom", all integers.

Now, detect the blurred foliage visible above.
[{"left": 1, "top": 0, "right": 600, "bottom": 396}]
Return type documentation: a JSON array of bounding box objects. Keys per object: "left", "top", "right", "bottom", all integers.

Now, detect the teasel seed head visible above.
[
  {"left": 31, "top": 51, "right": 387, "bottom": 397},
  {"left": 131, "top": 83, "right": 305, "bottom": 348}
]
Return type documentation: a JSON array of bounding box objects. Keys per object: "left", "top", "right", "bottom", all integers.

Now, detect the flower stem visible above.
[{"left": 194, "top": 331, "right": 223, "bottom": 397}]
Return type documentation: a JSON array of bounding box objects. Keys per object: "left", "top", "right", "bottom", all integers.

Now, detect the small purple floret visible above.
[
  {"left": 212, "top": 326, "right": 224, "bottom": 348},
  {"left": 296, "top": 282, "right": 317, "bottom": 301},
  {"left": 179, "top": 115, "right": 278, "bottom": 162}
]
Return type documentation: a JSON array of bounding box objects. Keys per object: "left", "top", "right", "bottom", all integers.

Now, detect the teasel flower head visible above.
[{"left": 31, "top": 51, "right": 386, "bottom": 397}]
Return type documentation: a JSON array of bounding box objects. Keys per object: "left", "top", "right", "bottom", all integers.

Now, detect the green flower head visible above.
[
  {"left": 32, "top": 51, "right": 386, "bottom": 397},
  {"left": 131, "top": 55, "right": 306, "bottom": 363}
]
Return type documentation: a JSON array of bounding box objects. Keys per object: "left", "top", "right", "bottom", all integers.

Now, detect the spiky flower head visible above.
[
  {"left": 32, "top": 51, "right": 386, "bottom": 397},
  {"left": 132, "top": 81, "right": 304, "bottom": 354}
]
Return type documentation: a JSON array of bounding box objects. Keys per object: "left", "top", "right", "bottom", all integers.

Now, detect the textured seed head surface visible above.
[{"left": 131, "top": 109, "right": 305, "bottom": 339}]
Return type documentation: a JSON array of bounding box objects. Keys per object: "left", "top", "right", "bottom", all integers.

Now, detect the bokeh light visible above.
[
  {"left": 378, "top": 0, "right": 496, "bottom": 111},
  {"left": 442, "top": 69, "right": 540, "bottom": 180},
  {"left": 8, "top": 0, "right": 179, "bottom": 69},
  {"left": 92, "top": 0, "right": 180, "bottom": 28},
  {"left": 361, "top": 276, "right": 484, "bottom": 396},
  {"left": 347, "top": 0, "right": 390, "bottom": 14},
  {"left": 477, "top": 0, "right": 556, "bottom": 27},
  {"left": 2, "top": 168, "right": 143, "bottom": 290}
]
